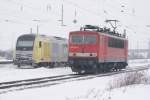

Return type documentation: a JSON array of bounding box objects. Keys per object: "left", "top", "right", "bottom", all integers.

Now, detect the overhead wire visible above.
[
  {"left": 63, "top": 0, "right": 105, "bottom": 18},
  {"left": 6, "top": 0, "right": 60, "bottom": 16},
  {"left": 0, "top": 0, "right": 60, "bottom": 26},
  {"left": 0, "top": 0, "right": 147, "bottom": 31},
  {"left": 100, "top": 0, "right": 147, "bottom": 36}
]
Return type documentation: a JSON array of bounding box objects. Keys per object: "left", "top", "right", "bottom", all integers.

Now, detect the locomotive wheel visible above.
[
  {"left": 98, "top": 64, "right": 104, "bottom": 73},
  {"left": 78, "top": 71, "right": 83, "bottom": 74},
  {"left": 98, "top": 64, "right": 105, "bottom": 73},
  {"left": 102, "top": 64, "right": 107, "bottom": 73},
  {"left": 77, "top": 69, "right": 86, "bottom": 74},
  {"left": 17, "top": 64, "right": 21, "bottom": 68},
  {"left": 49, "top": 63, "right": 55, "bottom": 68},
  {"left": 93, "top": 64, "right": 98, "bottom": 74},
  {"left": 32, "top": 63, "right": 38, "bottom": 68}
]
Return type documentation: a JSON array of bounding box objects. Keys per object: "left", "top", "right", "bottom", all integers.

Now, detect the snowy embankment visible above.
[
  {"left": 0, "top": 64, "right": 73, "bottom": 82},
  {"left": 105, "top": 85, "right": 150, "bottom": 100},
  {"left": 0, "top": 59, "right": 150, "bottom": 100},
  {"left": 128, "top": 59, "right": 150, "bottom": 68},
  {"left": 0, "top": 69, "right": 149, "bottom": 100},
  {"left": 0, "top": 57, "right": 12, "bottom": 64}
]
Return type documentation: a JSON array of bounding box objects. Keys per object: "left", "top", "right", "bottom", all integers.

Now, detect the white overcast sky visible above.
[{"left": 0, "top": 0, "right": 150, "bottom": 50}]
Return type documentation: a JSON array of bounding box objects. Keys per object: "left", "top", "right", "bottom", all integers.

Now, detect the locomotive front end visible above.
[
  {"left": 68, "top": 31, "right": 99, "bottom": 73},
  {"left": 14, "top": 34, "right": 35, "bottom": 67}
]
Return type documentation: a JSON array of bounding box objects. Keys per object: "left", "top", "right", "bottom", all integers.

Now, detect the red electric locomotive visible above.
[{"left": 68, "top": 25, "right": 128, "bottom": 74}]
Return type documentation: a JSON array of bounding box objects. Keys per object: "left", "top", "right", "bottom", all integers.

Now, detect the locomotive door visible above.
[
  {"left": 38, "top": 41, "right": 42, "bottom": 61},
  {"left": 83, "top": 34, "right": 97, "bottom": 54},
  {"left": 100, "top": 35, "right": 105, "bottom": 62},
  {"left": 70, "top": 34, "right": 84, "bottom": 53}
]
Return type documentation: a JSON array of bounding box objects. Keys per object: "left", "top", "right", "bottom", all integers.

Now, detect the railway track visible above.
[
  {"left": 0, "top": 60, "right": 13, "bottom": 64},
  {"left": 0, "top": 65, "right": 149, "bottom": 94}
]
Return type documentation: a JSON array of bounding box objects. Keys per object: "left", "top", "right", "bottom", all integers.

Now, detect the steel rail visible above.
[{"left": 0, "top": 65, "right": 149, "bottom": 94}]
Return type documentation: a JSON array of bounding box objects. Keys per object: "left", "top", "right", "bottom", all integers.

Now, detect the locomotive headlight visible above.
[
  {"left": 73, "top": 53, "right": 76, "bottom": 56},
  {"left": 69, "top": 53, "right": 76, "bottom": 56},
  {"left": 90, "top": 53, "right": 93, "bottom": 56}
]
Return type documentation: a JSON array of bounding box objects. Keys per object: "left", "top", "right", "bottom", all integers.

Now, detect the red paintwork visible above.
[
  {"left": 69, "top": 31, "right": 128, "bottom": 62},
  {"left": 69, "top": 31, "right": 99, "bottom": 56}
]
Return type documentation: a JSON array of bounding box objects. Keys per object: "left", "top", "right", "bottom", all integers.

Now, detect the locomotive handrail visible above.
[{"left": 80, "top": 25, "right": 126, "bottom": 38}]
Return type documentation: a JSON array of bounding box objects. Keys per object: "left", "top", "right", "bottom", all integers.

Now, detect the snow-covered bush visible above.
[{"left": 107, "top": 71, "right": 150, "bottom": 90}]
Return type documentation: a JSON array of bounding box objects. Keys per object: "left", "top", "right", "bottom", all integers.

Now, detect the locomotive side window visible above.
[
  {"left": 84, "top": 35, "right": 96, "bottom": 44},
  {"left": 108, "top": 37, "right": 124, "bottom": 48},
  {"left": 71, "top": 35, "right": 83, "bottom": 43}
]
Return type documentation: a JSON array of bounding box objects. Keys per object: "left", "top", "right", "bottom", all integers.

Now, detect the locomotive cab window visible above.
[
  {"left": 16, "top": 34, "right": 36, "bottom": 51},
  {"left": 71, "top": 35, "right": 96, "bottom": 44},
  {"left": 108, "top": 37, "right": 124, "bottom": 48},
  {"left": 84, "top": 35, "right": 96, "bottom": 44},
  {"left": 71, "top": 35, "right": 83, "bottom": 44},
  {"left": 17, "top": 41, "right": 34, "bottom": 47}
]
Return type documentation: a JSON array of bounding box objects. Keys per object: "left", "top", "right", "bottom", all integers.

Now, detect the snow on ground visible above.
[
  {"left": 128, "top": 59, "right": 150, "bottom": 68},
  {"left": 0, "top": 59, "right": 150, "bottom": 83},
  {"left": 0, "top": 64, "right": 72, "bottom": 82},
  {"left": 0, "top": 68, "right": 149, "bottom": 100},
  {"left": 0, "top": 74, "right": 112, "bottom": 100},
  {"left": 106, "top": 85, "right": 150, "bottom": 100},
  {"left": 0, "top": 57, "right": 12, "bottom": 62}
]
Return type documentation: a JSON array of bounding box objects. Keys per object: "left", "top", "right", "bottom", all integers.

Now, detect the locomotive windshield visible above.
[
  {"left": 71, "top": 35, "right": 96, "bottom": 44},
  {"left": 17, "top": 41, "right": 34, "bottom": 47},
  {"left": 84, "top": 35, "right": 96, "bottom": 44},
  {"left": 16, "top": 34, "right": 35, "bottom": 50},
  {"left": 71, "top": 35, "right": 83, "bottom": 43}
]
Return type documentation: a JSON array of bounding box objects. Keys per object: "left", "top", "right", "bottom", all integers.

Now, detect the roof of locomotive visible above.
[
  {"left": 18, "top": 34, "right": 36, "bottom": 38},
  {"left": 70, "top": 25, "right": 128, "bottom": 40},
  {"left": 17, "top": 34, "right": 36, "bottom": 41},
  {"left": 18, "top": 34, "right": 67, "bottom": 43},
  {"left": 39, "top": 34, "right": 68, "bottom": 43},
  {"left": 70, "top": 30, "right": 127, "bottom": 41}
]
